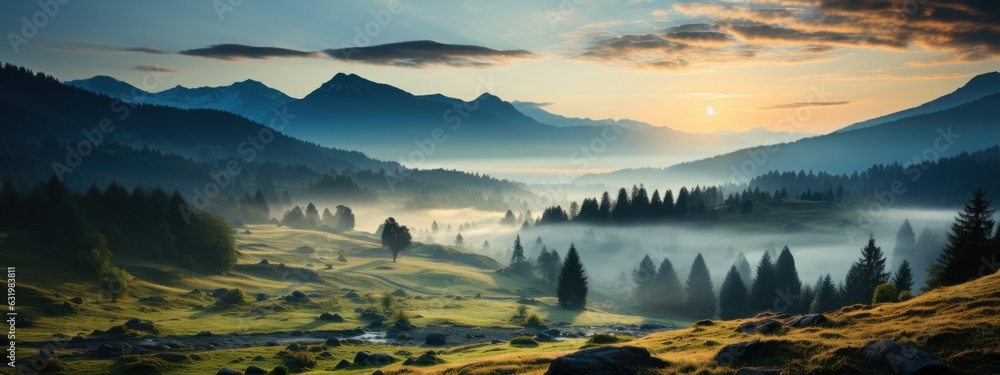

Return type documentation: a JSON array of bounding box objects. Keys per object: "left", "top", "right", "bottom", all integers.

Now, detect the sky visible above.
[{"left": 1, "top": 0, "right": 998, "bottom": 134}]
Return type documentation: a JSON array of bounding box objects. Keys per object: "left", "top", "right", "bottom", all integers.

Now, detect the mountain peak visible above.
[
  {"left": 960, "top": 71, "right": 1000, "bottom": 91},
  {"left": 475, "top": 92, "right": 504, "bottom": 103}
]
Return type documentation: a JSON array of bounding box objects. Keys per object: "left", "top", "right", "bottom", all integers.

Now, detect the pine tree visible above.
[
  {"left": 632, "top": 255, "right": 658, "bottom": 305},
  {"left": 536, "top": 247, "right": 552, "bottom": 283},
  {"left": 774, "top": 246, "right": 802, "bottom": 314},
  {"left": 557, "top": 244, "right": 588, "bottom": 309},
  {"left": 546, "top": 249, "right": 562, "bottom": 286},
  {"left": 749, "top": 252, "right": 778, "bottom": 313},
  {"left": 653, "top": 257, "right": 684, "bottom": 312},
  {"left": 734, "top": 252, "right": 753, "bottom": 289},
  {"left": 455, "top": 233, "right": 464, "bottom": 247},
  {"left": 431, "top": 221, "right": 439, "bottom": 233},
  {"left": 893, "top": 260, "right": 914, "bottom": 293},
  {"left": 810, "top": 274, "right": 839, "bottom": 313},
  {"left": 893, "top": 219, "right": 916, "bottom": 267},
  {"left": 842, "top": 235, "right": 890, "bottom": 304},
  {"left": 927, "top": 189, "right": 996, "bottom": 288},
  {"left": 509, "top": 235, "right": 532, "bottom": 277},
  {"left": 685, "top": 253, "right": 716, "bottom": 318},
  {"left": 598, "top": 192, "right": 612, "bottom": 222},
  {"left": 719, "top": 265, "right": 749, "bottom": 319},
  {"left": 798, "top": 284, "right": 815, "bottom": 314}
]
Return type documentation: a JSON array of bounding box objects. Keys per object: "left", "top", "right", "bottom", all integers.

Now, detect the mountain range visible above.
[
  {"left": 577, "top": 72, "right": 1000, "bottom": 187},
  {"left": 66, "top": 73, "right": 814, "bottom": 171}
]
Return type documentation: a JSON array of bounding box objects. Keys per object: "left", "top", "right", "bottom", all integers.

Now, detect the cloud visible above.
[
  {"left": 178, "top": 44, "right": 317, "bottom": 60},
  {"left": 512, "top": 101, "right": 553, "bottom": 107},
  {"left": 123, "top": 47, "right": 168, "bottom": 55},
  {"left": 758, "top": 100, "right": 853, "bottom": 110},
  {"left": 322, "top": 40, "right": 537, "bottom": 68},
  {"left": 650, "top": 9, "right": 669, "bottom": 17},
  {"left": 573, "top": 0, "right": 1000, "bottom": 70},
  {"left": 131, "top": 65, "right": 180, "bottom": 73}
]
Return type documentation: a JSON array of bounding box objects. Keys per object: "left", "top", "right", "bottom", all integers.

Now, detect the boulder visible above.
[
  {"left": 694, "top": 319, "right": 715, "bottom": 326},
  {"left": 69, "top": 297, "right": 83, "bottom": 304},
  {"left": 255, "top": 293, "right": 269, "bottom": 302},
  {"left": 245, "top": 365, "right": 268, "bottom": 375},
  {"left": 215, "top": 369, "right": 241, "bottom": 375},
  {"left": 154, "top": 353, "right": 190, "bottom": 363},
  {"left": 196, "top": 330, "right": 213, "bottom": 336},
  {"left": 365, "top": 353, "right": 396, "bottom": 366},
  {"left": 413, "top": 351, "right": 444, "bottom": 365},
  {"left": 124, "top": 318, "right": 157, "bottom": 333},
  {"left": 789, "top": 314, "right": 828, "bottom": 328},
  {"left": 860, "top": 340, "right": 948, "bottom": 375},
  {"left": 354, "top": 351, "right": 371, "bottom": 363},
  {"left": 737, "top": 320, "right": 783, "bottom": 335},
  {"left": 715, "top": 340, "right": 769, "bottom": 367},
  {"left": 291, "top": 290, "right": 307, "bottom": 299},
  {"left": 425, "top": 333, "right": 447, "bottom": 345},
  {"left": 536, "top": 332, "right": 553, "bottom": 342},
  {"left": 259, "top": 259, "right": 269, "bottom": 265},
  {"left": 345, "top": 291, "right": 360, "bottom": 299},
  {"left": 326, "top": 337, "right": 342, "bottom": 346},
  {"left": 403, "top": 357, "right": 414, "bottom": 365},
  {"left": 320, "top": 312, "right": 344, "bottom": 322},
  {"left": 95, "top": 342, "right": 132, "bottom": 357},
  {"left": 335, "top": 359, "right": 351, "bottom": 369},
  {"left": 545, "top": 346, "right": 669, "bottom": 375},
  {"left": 736, "top": 368, "right": 781, "bottom": 375},
  {"left": 211, "top": 288, "right": 229, "bottom": 298}
]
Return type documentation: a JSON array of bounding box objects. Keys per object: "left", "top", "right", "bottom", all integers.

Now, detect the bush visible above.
[
  {"left": 872, "top": 283, "right": 898, "bottom": 304},
  {"left": 898, "top": 290, "right": 914, "bottom": 302},
  {"left": 269, "top": 365, "right": 289, "bottom": 375},
  {"left": 287, "top": 351, "right": 316, "bottom": 369},
  {"left": 513, "top": 305, "right": 528, "bottom": 320},
  {"left": 587, "top": 333, "right": 633, "bottom": 345},
  {"left": 220, "top": 287, "right": 249, "bottom": 305},
  {"left": 509, "top": 335, "right": 539, "bottom": 347},
  {"left": 523, "top": 313, "right": 544, "bottom": 327},
  {"left": 380, "top": 293, "right": 398, "bottom": 312}
]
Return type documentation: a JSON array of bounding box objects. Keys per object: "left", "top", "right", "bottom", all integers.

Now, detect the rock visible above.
[
  {"left": 319, "top": 351, "right": 332, "bottom": 358},
  {"left": 640, "top": 323, "right": 666, "bottom": 330},
  {"left": 259, "top": 259, "right": 269, "bottom": 265},
  {"left": 789, "top": 314, "right": 827, "bottom": 328},
  {"left": 365, "top": 353, "right": 396, "bottom": 366},
  {"left": 196, "top": 330, "right": 213, "bottom": 336},
  {"left": 354, "top": 351, "right": 372, "bottom": 363},
  {"left": 491, "top": 339, "right": 503, "bottom": 344},
  {"left": 345, "top": 338, "right": 364, "bottom": 345},
  {"left": 369, "top": 320, "right": 383, "bottom": 328},
  {"left": 373, "top": 371, "right": 383, "bottom": 375},
  {"left": 326, "top": 337, "right": 342, "bottom": 346},
  {"left": 413, "top": 351, "right": 444, "bottom": 365},
  {"left": 345, "top": 291, "right": 360, "bottom": 299},
  {"left": 545, "top": 346, "right": 669, "bottom": 375},
  {"left": 545, "top": 329, "right": 561, "bottom": 337},
  {"left": 335, "top": 359, "right": 351, "bottom": 368},
  {"left": 715, "top": 340, "right": 769, "bottom": 367},
  {"left": 320, "top": 312, "right": 344, "bottom": 322},
  {"left": 736, "top": 368, "right": 781, "bottom": 375},
  {"left": 255, "top": 293, "right": 269, "bottom": 302},
  {"left": 403, "top": 357, "right": 414, "bottom": 365},
  {"left": 860, "top": 340, "right": 948, "bottom": 375},
  {"left": 96, "top": 342, "right": 132, "bottom": 357},
  {"left": 694, "top": 319, "right": 715, "bottom": 326},
  {"left": 536, "top": 332, "right": 552, "bottom": 342},
  {"left": 291, "top": 290, "right": 307, "bottom": 299},
  {"left": 69, "top": 297, "right": 83, "bottom": 304},
  {"left": 737, "top": 319, "right": 783, "bottom": 335},
  {"left": 290, "top": 329, "right": 304, "bottom": 336},
  {"left": 215, "top": 369, "right": 241, "bottom": 375},
  {"left": 124, "top": 318, "right": 157, "bottom": 333},
  {"left": 425, "top": 333, "right": 447, "bottom": 345},
  {"left": 211, "top": 288, "right": 229, "bottom": 298},
  {"left": 354, "top": 307, "right": 364, "bottom": 313},
  {"left": 245, "top": 365, "right": 268, "bottom": 375}
]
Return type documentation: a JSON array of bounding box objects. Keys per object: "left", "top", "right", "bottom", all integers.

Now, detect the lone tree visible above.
[
  {"left": 719, "top": 265, "right": 749, "bottom": 319},
  {"left": 810, "top": 274, "right": 839, "bottom": 313},
  {"left": 927, "top": 189, "right": 997, "bottom": 288},
  {"left": 380, "top": 217, "right": 412, "bottom": 262},
  {"left": 556, "top": 244, "right": 588, "bottom": 309},
  {"left": 454, "top": 232, "right": 464, "bottom": 247},
  {"left": 685, "top": 253, "right": 716, "bottom": 319},
  {"left": 842, "top": 235, "right": 889, "bottom": 305},
  {"left": 509, "top": 235, "right": 532, "bottom": 277}
]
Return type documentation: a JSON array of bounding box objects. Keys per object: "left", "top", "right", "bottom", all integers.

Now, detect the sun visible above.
[{"left": 707, "top": 106, "right": 715, "bottom": 116}]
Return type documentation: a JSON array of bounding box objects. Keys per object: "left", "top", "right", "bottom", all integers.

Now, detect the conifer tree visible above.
[
  {"left": 653, "top": 257, "right": 684, "bottom": 312},
  {"left": 774, "top": 246, "right": 802, "bottom": 313},
  {"left": 557, "top": 244, "right": 588, "bottom": 309},
  {"left": 927, "top": 189, "right": 996, "bottom": 288},
  {"left": 893, "top": 260, "right": 914, "bottom": 293},
  {"left": 632, "top": 255, "right": 658, "bottom": 305},
  {"left": 842, "top": 235, "right": 890, "bottom": 304},
  {"left": 810, "top": 274, "right": 839, "bottom": 313},
  {"left": 719, "top": 265, "right": 749, "bottom": 319},
  {"left": 685, "top": 253, "right": 716, "bottom": 318},
  {"left": 749, "top": 252, "right": 778, "bottom": 313}
]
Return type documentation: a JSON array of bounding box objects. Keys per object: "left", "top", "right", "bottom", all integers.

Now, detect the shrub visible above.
[
  {"left": 509, "top": 335, "right": 539, "bottom": 347},
  {"left": 220, "top": 287, "right": 250, "bottom": 305},
  {"left": 269, "top": 365, "right": 289, "bottom": 375},
  {"left": 513, "top": 305, "right": 528, "bottom": 320},
  {"left": 898, "top": 290, "right": 914, "bottom": 302},
  {"left": 380, "top": 292, "right": 398, "bottom": 312},
  {"left": 872, "top": 283, "right": 898, "bottom": 304},
  {"left": 523, "top": 313, "right": 544, "bottom": 328},
  {"left": 287, "top": 351, "right": 316, "bottom": 369},
  {"left": 587, "top": 333, "right": 633, "bottom": 345}
]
